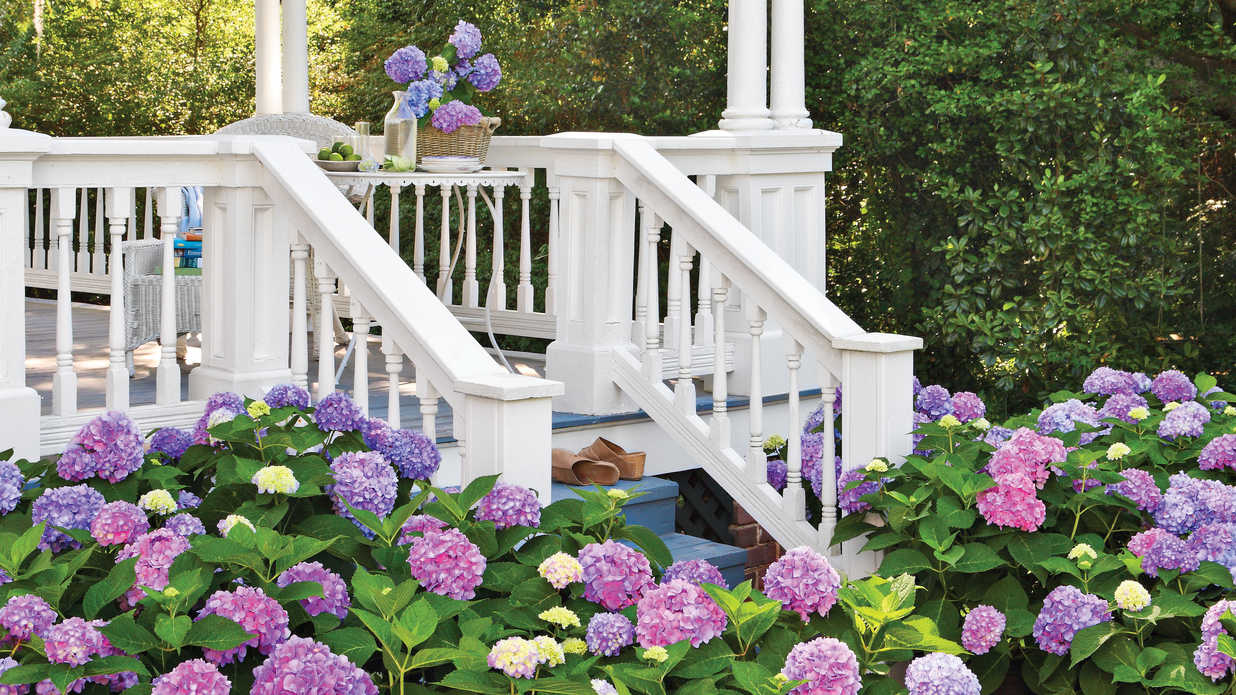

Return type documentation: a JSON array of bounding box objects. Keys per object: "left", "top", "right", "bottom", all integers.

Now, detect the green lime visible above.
[
  {"left": 331, "top": 141, "right": 344, "bottom": 153},
  {"left": 340, "top": 144, "right": 354, "bottom": 157},
  {"left": 317, "top": 148, "right": 332, "bottom": 160},
  {"left": 346, "top": 153, "right": 362, "bottom": 161},
  {"left": 329, "top": 152, "right": 344, "bottom": 161}
]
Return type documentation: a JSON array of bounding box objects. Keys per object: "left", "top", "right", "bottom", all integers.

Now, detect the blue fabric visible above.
[{"left": 178, "top": 186, "right": 203, "bottom": 236}]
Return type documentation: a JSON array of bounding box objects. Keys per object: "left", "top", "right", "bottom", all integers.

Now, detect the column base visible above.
[
  {"left": 0, "top": 386, "right": 41, "bottom": 460},
  {"left": 544, "top": 342, "right": 634, "bottom": 416},
  {"left": 189, "top": 365, "right": 294, "bottom": 401},
  {"left": 717, "top": 114, "right": 776, "bottom": 132}
]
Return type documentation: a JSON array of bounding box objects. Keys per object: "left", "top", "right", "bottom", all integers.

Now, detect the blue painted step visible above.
[{"left": 551, "top": 476, "right": 747, "bottom": 589}]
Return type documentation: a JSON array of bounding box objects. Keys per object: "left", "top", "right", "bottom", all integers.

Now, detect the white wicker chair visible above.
[{"left": 123, "top": 240, "right": 202, "bottom": 372}]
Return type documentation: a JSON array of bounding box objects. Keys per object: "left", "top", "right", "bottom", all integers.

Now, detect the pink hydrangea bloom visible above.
[
  {"left": 961, "top": 605, "right": 1005, "bottom": 655},
  {"left": 1194, "top": 600, "right": 1236, "bottom": 681},
  {"left": 151, "top": 659, "right": 231, "bottom": 695},
  {"left": 475, "top": 483, "right": 541, "bottom": 529},
  {"left": 0, "top": 656, "right": 28, "bottom": 695},
  {"left": 763, "top": 547, "right": 841, "bottom": 622},
  {"left": 0, "top": 594, "right": 57, "bottom": 642},
  {"left": 196, "top": 586, "right": 290, "bottom": 665},
  {"left": 116, "top": 528, "right": 191, "bottom": 607},
  {"left": 44, "top": 618, "right": 108, "bottom": 667},
  {"left": 406, "top": 528, "right": 486, "bottom": 600},
  {"left": 251, "top": 636, "right": 377, "bottom": 695},
  {"left": 277, "top": 561, "right": 350, "bottom": 620},
  {"left": 976, "top": 474, "right": 1046, "bottom": 532},
  {"left": 634, "top": 579, "right": 727, "bottom": 648},
  {"left": 57, "top": 411, "right": 144, "bottom": 483},
  {"left": 397, "top": 514, "right": 447, "bottom": 545},
  {"left": 1200, "top": 435, "right": 1236, "bottom": 472},
  {"left": 578, "top": 540, "right": 655, "bottom": 611},
  {"left": 781, "top": 637, "right": 861, "bottom": 695},
  {"left": 90, "top": 501, "right": 149, "bottom": 546}
]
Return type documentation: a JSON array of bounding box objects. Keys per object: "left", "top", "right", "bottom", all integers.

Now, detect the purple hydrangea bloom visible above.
[
  {"left": 951, "top": 392, "right": 986, "bottom": 422},
  {"left": 400, "top": 78, "right": 445, "bottom": 119},
  {"left": 449, "top": 20, "right": 483, "bottom": 58},
  {"left": 0, "top": 570, "right": 9, "bottom": 585},
  {"left": 43, "top": 617, "right": 109, "bottom": 667},
  {"left": 1188, "top": 524, "right": 1236, "bottom": 566},
  {"left": 803, "top": 401, "right": 828, "bottom": 434},
  {"left": 0, "top": 594, "right": 57, "bottom": 642},
  {"left": 0, "top": 656, "right": 27, "bottom": 695},
  {"left": 384, "top": 45, "right": 427, "bottom": 84},
  {"left": 89, "top": 501, "right": 148, "bottom": 546},
  {"left": 1098, "top": 392, "right": 1149, "bottom": 423},
  {"left": 163, "top": 513, "right": 206, "bottom": 537},
  {"left": 264, "top": 383, "right": 310, "bottom": 410},
  {"left": 1107, "top": 468, "right": 1162, "bottom": 513},
  {"left": 0, "top": 462, "right": 24, "bottom": 515},
  {"left": 328, "top": 451, "right": 397, "bottom": 536},
  {"left": 912, "top": 377, "right": 922, "bottom": 398},
  {"left": 1195, "top": 600, "right": 1236, "bottom": 681},
  {"left": 1083, "top": 367, "right": 1138, "bottom": 396},
  {"left": 277, "top": 561, "right": 350, "bottom": 620},
  {"left": 32, "top": 484, "right": 105, "bottom": 552},
  {"left": 151, "top": 659, "right": 231, "bottom": 695},
  {"left": 662, "top": 559, "right": 727, "bottom": 588},
  {"left": 1127, "top": 527, "right": 1198, "bottom": 577},
  {"left": 981, "top": 426, "right": 1013, "bottom": 448},
  {"left": 916, "top": 385, "right": 954, "bottom": 420},
  {"left": 148, "top": 427, "right": 192, "bottom": 460},
  {"left": 1131, "top": 372, "right": 1152, "bottom": 392},
  {"left": 767, "top": 459, "right": 787, "bottom": 492},
  {"left": 1153, "top": 473, "right": 1236, "bottom": 535},
  {"left": 177, "top": 490, "right": 201, "bottom": 509},
  {"left": 1037, "top": 399, "right": 1108, "bottom": 445},
  {"left": 634, "top": 579, "right": 727, "bottom": 648},
  {"left": 838, "top": 469, "right": 882, "bottom": 515},
  {"left": 781, "top": 637, "right": 861, "bottom": 695},
  {"left": 764, "top": 547, "right": 841, "bottom": 621},
  {"left": 585, "top": 613, "right": 634, "bottom": 656},
  {"left": 396, "top": 514, "right": 446, "bottom": 545},
  {"left": 406, "top": 528, "right": 486, "bottom": 600},
  {"left": 800, "top": 432, "right": 824, "bottom": 494},
  {"left": 468, "top": 53, "right": 501, "bottom": 91},
  {"left": 1158, "top": 401, "right": 1211, "bottom": 439},
  {"left": 961, "top": 605, "right": 1005, "bottom": 655},
  {"left": 57, "top": 411, "right": 144, "bottom": 483},
  {"left": 913, "top": 411, "right": 934, "bottom": 455},
  {"left": 578, "top": 540, "right": 655, "bottom": 611},
  {"left": 1032, "top": 585, "right": 1111, "bottom": 655},
  {"left": 431, "top": 100, "right": 483, "bottom": 134},
  {"left": 196, "top": 586, "right": 290, "bottom": 665},
  {"left": 1151, "top": 370, "right": 1197, "bottom": 403},
  {"left": 1204, "top": 385, "right": 1228, "bottom": 411},
  {"left": 905, "top": 653, "right": 980, "bottom": 695},
  {"left": 1201, "top": 435, "right": 1236, "bottom": 472},
  {"left": 314, "top": 392, "right": 364, "bottom": 432},
  {"left": 117, "top": 528, "right": 192, "bottom": 607},
  {"left": 192, "top": 393, "right": 244, "bottom": 446},
  {"left": 361, "top": 419, "right": 441, "bottom": 480},
  {"left": 476, "top": 483, "right": 540, "bottom": 529},
  {"left": 250, "top": 636, "right": 377, "bottom": 695}
]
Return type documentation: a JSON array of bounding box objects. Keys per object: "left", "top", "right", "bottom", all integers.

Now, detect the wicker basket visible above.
[{"left": 418, "top": 117, "right": 502, "bottom": 164}]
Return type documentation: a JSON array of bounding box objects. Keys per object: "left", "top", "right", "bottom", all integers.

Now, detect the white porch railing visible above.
[{"left": 0, "top": 132, "right": 559, "bottom": 495}]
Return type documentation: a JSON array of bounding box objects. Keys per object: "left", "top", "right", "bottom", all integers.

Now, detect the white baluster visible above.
[
  {"left": 746, "top": 304, "right": 767, "bottom": 483},
  {"left": 545, "top": 179, "right": 560, "bottom": 313},
  {"left": 388, "top": 184, "right": 401, "bottom": 253},
  {"left": 695, "top": 257, "right": 714, "bottom": 347},
  {"left": 156, "top": 187, "right": 183, "bottom": 405},
  {"left": 105, "top": 188, "right": 133, "bottom": 409},
  {"left": 92, "top": 188, "right": 105, "bottom": 274},
  {"left": 50, "top": 188, "right": 77, "bottom": 416},
  {"left": 34, "top": 188, "right": 45, "bottom": 270},
  {"left": 633, "top": 204, "right": 649, "bottom": 344},
  {"left": 664, "top": 231, "right": 682, "bottom": 351},
  {"left": 143, "top": 187, "right": 153, "bottom": 239},
  {"left": 412, "top": 183, "right": 426, "bottom": 281},
  {"left": 640, "top": 205, "right": 663, "bottom": 381},
  {"left": 383, "top": 335, "right": 401, "bottom": 428},
  {"left": 710, "top": 276, "right": 730, "bottom": 447},
  {"left": 127, "top": 191, "right": 136, "bottom": 243},
  {"left": 314, "top": 259, "right": 336, "bottom": 399},
  {"left": 418, "top": 378, "right": 439, "bottom": 437},
  {"left": 516, "top": 173, "right": 533, "bottom": 311},
  {"left": 674, "top": 242, "right": 696, "bottom": 412},
  {"left": 463, "top": 184, "right": 478, "bottom": 307},
  {"left": 784, "top": 341, "right": 806, "bottom": 520},
  {"left": 437, "top": 186, "right": 452, "bottom": 303},
  {"left": 76, "top": 187, "right": 90, "bottom": 272},
  {"left": 819, "top": 381, "right": 838, "bottom": 550},
  {"left": 488, "top": 184, "right": 506, "bottom": 310},
  {"left": 351, "top": 298, "right": 370, "bottom": 415},
  {"left": 290, "top": 237, "right": 310, "bottom": 389}
]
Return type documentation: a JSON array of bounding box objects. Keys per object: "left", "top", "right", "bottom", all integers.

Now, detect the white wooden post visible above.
[
  {"left": 719, "top": 0, "right": 773, "bottom": 131},
  {"left": 254, "top": 0, "right": 282, "bottom": 115},
  {"left": 541, "top": 134, "right": 638, "bottom": 415},
  {"left": 290, "top": 236, "right": 310, "bottom": 389},
  {"left": 189, "top": 182, "right": 293, "bottom": 399},
  {"left": 770, "top": 0, "right": 810, "bottom": 128},
  {"left": 0, "top": 129, "right": 50, "bottom": 459},
  {"left": 281, "top": 0, "right": 310, "bottom": 113},
  {"left": 837, "top": 334, "right": 921, "bottom": 470},
  {"left": 488, "top": 185, "right": 506, "bottom": 310},
  {"left": 155, "top": 187, "right": 183, "bottom": 405},
  {"left": 516, "top": 173, "right": 534, "bottom": 311},
  {"left": 50, "top": 187, "right": 77, "bottom": 416},
  {"left": 458, "top": 374, "right": 562, "bottom": 498},
  {"left": 105, "top": 187, "right": 133, "bottom": 409}
]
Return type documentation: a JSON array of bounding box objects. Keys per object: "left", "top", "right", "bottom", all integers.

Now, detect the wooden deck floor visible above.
[{"left": 23, "top": 299, "right": 553, "bottom": 440}]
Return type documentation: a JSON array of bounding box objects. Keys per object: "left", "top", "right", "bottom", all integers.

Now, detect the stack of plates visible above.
[{"left": 420, "top": 156, "right": 483, "bottom": 173}]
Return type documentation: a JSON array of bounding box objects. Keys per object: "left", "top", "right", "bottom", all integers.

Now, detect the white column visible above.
[
  {"left": 719, "top": 0, "right": 774, "bottom": 131},
  {"left": 770, "top": 0, "right": 811, "bottom": 128},
  {"left": 51, "top": 188, "right": 77, "bottom": 416},
  {"left": 280, "top": 0, "right": 310, "bottom": 114},
  {"left": 254, "top": 0, "right": 283, "bottom": 115},
  {"left": 189, "top": 184, "right": 293, "bottom": 399},
  {"left": 155, "top": 187, "right": 183, "bottom": 405},
  {"left": 0, "top": 130, "right": 50, "bottom": 460}
]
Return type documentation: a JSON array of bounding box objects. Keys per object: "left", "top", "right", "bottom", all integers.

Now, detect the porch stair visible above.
[{"left": 550, "top": 476, "right": 747, "bottom": 589}]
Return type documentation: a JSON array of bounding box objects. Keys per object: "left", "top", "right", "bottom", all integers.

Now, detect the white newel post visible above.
[
  {"left": 0, "top": 128, "right": 50, "bottom": 459},
  {"left": 458, "top": 374, "right": 562, "bottom": 499},
  {"left": 719, "top": 0, "right": 774, "bottom": 131},
  {"left": 190, "top": 156, "right": 292, "bottom": 399},
  {"left": 541, "top": 134, "right": 638, "bottom": 415}
]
